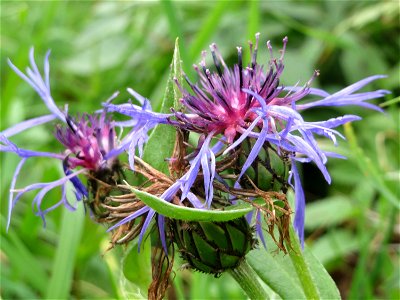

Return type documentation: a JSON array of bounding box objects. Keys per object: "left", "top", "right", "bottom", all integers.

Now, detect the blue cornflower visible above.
[
  {"left": 173, "top": 34, "right": 389, "bottom": 246},
  {"left": 107, "top": 34, "right": 389, "bottom": 247},
  {"left": 2, "top": 49, "right": 121, "bottom": 228}
]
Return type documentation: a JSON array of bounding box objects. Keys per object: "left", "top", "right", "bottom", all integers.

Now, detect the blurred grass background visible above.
[{"left": 1, "top": 1, "right": 399, "bottom": 299}]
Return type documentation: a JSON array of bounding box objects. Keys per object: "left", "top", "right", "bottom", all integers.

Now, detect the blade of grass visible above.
[
  {"left": 370, "top": 201, "right": 397, "bottom": 295},
  {"left": 347, "top": 176, "right": 376, "bottom": 298},
  {"left": 244, "top": 0, "right": 260, "bottom": 64},
  {"left": 45, "top": 185, "right": 85, "bottom": 299},
  {"left": 344, "top": 123, "right": 399, "bottom": 209},
  {"left": 161, "top": 0, "right": 191, "bottom": 73},
  {"left": 189, "top": 1, "right": 228, "bottom": 60},
  {"left": 0, "top": 231, "right": 49, "bottom": 295},
  {"left": 247, "top": 0, "right": 260, "bottom": 38},
  {"left": 379, "top": 96, "right": 400, "bottom": 108}
]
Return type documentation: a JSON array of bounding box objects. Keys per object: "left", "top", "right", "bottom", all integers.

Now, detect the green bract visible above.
[{"left": 132, "top": 188, "right": 255, "bottom": 222}]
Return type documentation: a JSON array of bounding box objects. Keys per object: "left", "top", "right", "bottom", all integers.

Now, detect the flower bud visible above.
[{"left": 171, "top": 217, "right": 256, "bottom": 275}]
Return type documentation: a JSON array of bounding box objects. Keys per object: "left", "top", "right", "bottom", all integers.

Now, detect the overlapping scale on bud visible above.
[
  {"left": 238, "top": 140, "right": 291, "bottom": 193},
  {"left": 171, "top": 217, "right": 256, "bottom": 275}
]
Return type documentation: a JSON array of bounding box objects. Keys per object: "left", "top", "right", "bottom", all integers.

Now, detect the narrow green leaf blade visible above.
[
  {"left": 132, "top": 188, "right": 253, "bottom": 222},
  {"left": 0, "top": 231, "right": 49, "bottom": 295},
  {"left": 45, "top": 186, "right": 85, "bottom": 299},
  {"left": 142, "top": 38, "right": 183, "bottom": 175},
  {"left": 344, "top": 123, "right": 399, "bottom": 209}
]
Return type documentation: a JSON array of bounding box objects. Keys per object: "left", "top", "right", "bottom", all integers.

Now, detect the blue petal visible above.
[
  {"left": 137, "top": 209, "right": 156, "bottom": 252},
  {"left": 223, "top": 115, "right": 262, "bottom": 155},
  {"left": 296, "top": 75, "right": 389, "bottom": 112},
  {"left": 256, "top": 210, "right": 267, "bottom": 248},
  {"left": 11, "top": 168, "right": 87, "bottom": 226},
  {"left": 8, "top": 48, "right": 66, "bottom": 121},
  {"left": 1, "top": 115, "right": 56, "bottom": 138},
  {"left": 64, "top": 166, "right": 89, "bottom": 200},
  {"left": 7, "top": 158, "right": 27, "bottom": 231},
  {"left": 235, "top": 118, "right": 268, "bottom": 184},
  {"left": 158, "top": 214, "right": 168, "bottom": 254},
  {"left": 291, "top": 160, "right": 305, "bottom": 249},
  {"left": 107, "top": 206, "right": 151, "bottom": 232},
  {"left": 0, "top": 135, "right": 64, "bottom": 160}
]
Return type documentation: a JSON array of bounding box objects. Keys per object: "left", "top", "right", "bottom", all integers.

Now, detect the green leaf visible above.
[
  {"left": 247, "top": 226, "right": 341, "bottom": 299},
  {"left": 122, "top": 237, "right": 152, "bottom": 295},
  {"left": 247, "top": 249, "right": 306, "bottom": 299},
  {"left": 132, "top": 188, "right": 254, "bottom": 222},
  {"left": 302, "top": 246, "right": 341, "bottom": 299},
  {"left": 288, "top": 226, "right": 337, "bottom": 299},
  {"left": 142, "top": 38, "right": 183, "bottom": 175},
  {"left": 119, "top": 272, "right": 148, "bottom": 300}
]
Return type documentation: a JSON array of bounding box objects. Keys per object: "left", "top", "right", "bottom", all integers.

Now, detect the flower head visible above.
[
  {"left": 2, "top": 49, "right": 121, "bottom": 227},
  {"left": 102, "top": 34, "right": 389, "bottom": 248},
  {"left": 170, "top": 34, "right": 389, "bottom": 246}
]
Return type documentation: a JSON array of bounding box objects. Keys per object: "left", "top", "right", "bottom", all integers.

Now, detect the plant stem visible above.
[
  {"left": 287, "top": 226, "right": 320, "bottom": 300},
  {"left": 229, "top": 259, "right": 269, "bottom": 300}
]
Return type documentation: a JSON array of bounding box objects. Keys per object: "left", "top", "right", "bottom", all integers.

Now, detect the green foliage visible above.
[
  {"left": 247, "top": 224, "right": 341, "bottom": 299},
  {"left": 1, "top": 1, "right": 398, "bottom": 299}
]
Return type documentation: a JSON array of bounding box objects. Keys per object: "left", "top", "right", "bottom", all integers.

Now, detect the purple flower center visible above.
[
  {"left": 56, "top": 112, "right": 116, "bottom": 170},
  {"left": 175, "top": 35, "right": 312, "bottom": 144}
]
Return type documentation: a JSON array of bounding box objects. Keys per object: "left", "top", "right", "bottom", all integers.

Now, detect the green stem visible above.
[
  {"left": 287, "top": 226, "right": 320, "bottom": 300},
  {"left": 229, "top": 259, "right": 269, "bottom": 300}
]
